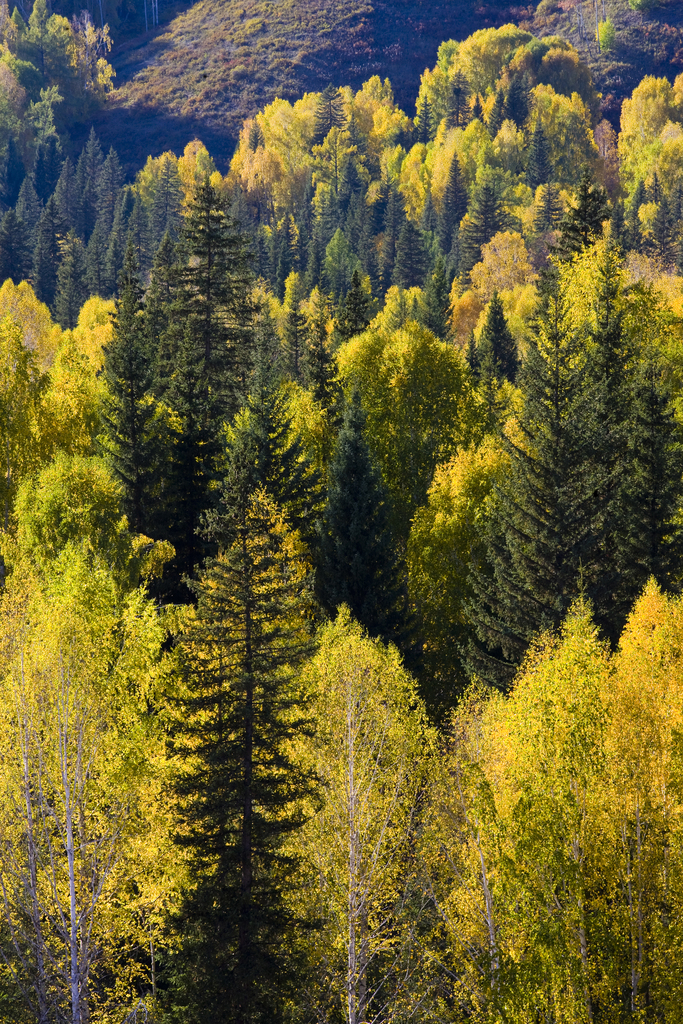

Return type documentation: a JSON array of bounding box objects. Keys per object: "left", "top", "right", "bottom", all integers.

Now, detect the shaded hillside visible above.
[{"left": 91, "top": 0, "right": 520, "bottom": 170}]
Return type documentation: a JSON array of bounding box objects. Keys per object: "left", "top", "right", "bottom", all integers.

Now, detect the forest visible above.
[{"left": 1, "top": 9, "right": 683, "bottom": 1023}]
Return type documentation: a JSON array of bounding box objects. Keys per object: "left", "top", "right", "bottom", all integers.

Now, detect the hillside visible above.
[{"left": 84, "top": 0, "right": 683, "bottom": 172}]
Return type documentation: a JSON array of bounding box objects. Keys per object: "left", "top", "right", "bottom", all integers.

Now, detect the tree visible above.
[
  {"left": 460, "top": 176, "right": 508, "bottom": 273},
  {"left": 651, "top": 194, "right": 674, "bottom": 262},
  {"left": 172, "top": 479, "right": 314, "bottom": 1024},
  {"left": 96, "top": 146, "right": 124, "bottom": 233},
  {"left": 54, "top": 156, "right": 80, "bottom": 233},
  {"left": 626, "top": 179, "right": 645, "bottom": 252},
  {"left": 335, "top": 268, "right": 371, "bottom": 341},
  {"left": 100, "top": 243, "right": 157, "bottom": 536},
  {"left": 104, "top": 194, "right": 127, "bottom": 296},
  {"left": 15, "top": 177, "right": 41, "bottom": 247},
  {"left": 487, "top": 87, "right": 506, "bottom": 138},
  {"left": 32, "top": 134, "right": 61, "bottom": 203},
  {"left": 313, "top": 84, "right": 347, "bottom": 143},
  {"left": 85, "top": 219, "right": 108, "bottom": 297},
  {"left": 0, "top": 209, "right": 30, "bottom": 285},
  {"left": 55, "top": 230, "right": 87, "bottom": 330},
  {"left": 533, "top": 183, "right": 564, "bottom": 233},
  {"left": 317, "top": 391, "right": 409, "bottom": 649},
  {"left": 32, "top": 195, "right": 64, "bottom": 308},
  {"left": 283, "top": 273, "right": 307, "bottom": 383},
  {"left": 526, "top": 117, "right": 552, "bottom": 190},
  {"left": 477, "top": 290, "right": 518, "bottom": 384},
  {"left": 414, "top": 94, "right": 435, "bottom": 144},
  {"left": 448, "top": 71, "right": 470, "bottom": 128},
  {"left": 392, "top": 219, "right": 427, "bottom": 288},
  {"left": 150, "top": 154, "right": 183, "bottom": 249},
  {"left": 556, "top": 167, "right": 608, "bottom": 257},
  {"left": 437, "top": 152, "right": 469, "bottom": 255},
  {"left": 505, "top": 72, "right": 529, "bottom": 128},
  {"left": 421, "top": 255, "right": 451, "bottom": 339},
  {"left": 2, "top": 136, "right": 24, "bottom": 207},
  {"left": 304, "top": 288, "right": 338, "bottom": 411},
  {"left": 76, "top": 128, "right": 104, "bottom": 240}
]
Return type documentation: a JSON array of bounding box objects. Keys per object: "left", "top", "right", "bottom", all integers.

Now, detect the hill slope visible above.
[{"left": 90, "top": 0, "right": 683, "bottom": 173}]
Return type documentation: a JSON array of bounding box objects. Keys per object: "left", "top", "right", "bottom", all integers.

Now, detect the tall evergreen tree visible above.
[
  {"left": 487, "top": 87, "right": 506, "bottom": 138},
  {"left": 32, "top": 134, "right": 62, "bottom": 203},
  {"left": 317, "top": 391, "right": 409, "bottom": 649},
  {"left": 55, "top": 230, "right": 86, "bottom": 329},
  {"left": 555, "top": 167, "right": 609, "bottom": 258},
  {"left": 414, "top": 94, "right": 436, "bottom": 144},
  {"left": 421, "top": 256, "right": 451, "bottom": 339},
  {"left": 104, "top": 194, "right": 127, "bottom": 295},
  {"left": 651, "top": 193, "right": 674, "bottom": 262},
  {"left": 127, "top": 195, "right": 150, "bottom": 274},
  {"left": 172, "top": 469, "right": 314, "bottom": 1024},
  {"left": 335, "top": 267, "right": 371, "bottom": 341},
  {"left": 97, "top": 147, "right": 124, "bottom": 233},
  {"left": 608, "top": 197, "right": 628, "bottom": 249},
  {"left": 437, "top": 152, "right": 469, "bottom": 254},
  {"left": 100, "top": 242, "right": 157, "bottom": 536},
  {"left": 626, "top": 179, "right": 645, "bottom": 252},
  {"left": 14, "top": 176, "right": 41, "bottom": 247},
  {"left": 526, "top": 118, "right": 552, "bottom": 189},
  {"left": 2, "top": 136, "right": 24, "bottom": 207},
  {"left": 392, "top": 218, "right": 427, "bottom": 288},
  {"left": 0, "top": 209, "right": 30, "bottom": 284},
  {"left": 54, "top": 156, "right": 81, "bottom": 231},
  {"left": 533, "top": 183, "right": 564, "bottom": 233},
  {"left": 304, "top": 288, "right": 339, "bottom": 418},
  {"left": 505, "top": 73, "right": 529, "bottom": 129},
  {"left": 460, "top": 176, "right": 507, "bottom": 273},
  {"left": 32, "top": 195, "right": 63, "bottom": 308},
  {"left": 448, "top": 71, "right": 470, "bottom": 128},
  {"left": 150, "top": 157, "right": 183, "bottom": 249},
  {"left": 76, "top": 127, "right": 104, "bottom": 239},
  {"left": 85, "top": 218, "right": 108, "bottom": 297},
  {"left": 477, "top": 291, "right": 518, "bottom": 383},
  {"left": 313, "top": 84, "right": 346, "bottom": 143},
  {"left": 379, "top": 184, "right": 404, "bottom": 291}
]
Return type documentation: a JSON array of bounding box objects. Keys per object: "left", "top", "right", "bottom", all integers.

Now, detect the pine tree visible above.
[
  {"left": 127, "top": 195, "right": 150, "bottom": 273},
  {"left": 304, "top": 288, "right": 339, "bottom": 417},
  {"left": 85, "top": 219, "right": 108, "bottom": 297},
  {"left": 471, "top": 94, "right": 483, "bottom": 121},
  {"left": 2, "top": 136, "right": 24, "bottom": 207},
  {"left": 317, "top": 391, "right": 409, "bottom": 648},
  {"left": 466, "top": 328, "right": 479, "bottom": 376},
  {"left": 55, "top": 230, "right": 86, "bottom": 329},
  {"left": 647, "top": 171, "right": 662, "bottom": 205},
  {"left": 32, "top": 134, "right": 62, "bottom": 203},
  {"left": 335, "top": 267, "right": 371, "bottom": 341},
  {"left": 101, "top": 242, "right": 157, "bottom": 535},
  {"left": 532, "top": 183, "right": 563, "bottom": 233},
  {"left": 313, "top": 84, "right": 347, "bottom": 143},
  {"left": 283, "top": 295, "right": 306, "bottom": 383},
  {"left": 379, "top": 184, "right": 404, "bottom": 291},
  {"left": 15, "top": 176, "right": 41, "bottom": 247},
  {"left": 97, "top": 147, "right": 124, "bottom": 233},
  {"left": 460, "top": 177, "right": 507, "bottom": 273},
  {"left": 608, "top": 198, "right": 628, "bottom": 249},
  {"left": 487, "top": 87, "right": 506, "bottom": 138},
  {"left": 651, "top": 193, "right": 674, "bottom": 262},
  {"left": 437, "top": 152, "right": 469, "bottom": 254},
  {"left": 421, "top": 256, "right": 451, "bottom": 339},
  {"left": 448, "top": 71, "right": 470, "bottom": 129},
  {"left": 150, "top": 157, "right": 183, "bottom": 249},
  {"left": 392, "top": 219, "right": 427, "bottom": 288},
  {"left": 104, "top": 195, "right": 127, "bottom": 295},
  {"left": 478, "top": 290, "right": 518, "bottom": 383},
  {"left": 414, "top": 94, "right": 435, "bottom": 144},
  {"left": 505, "top": 73, "right": 529, "bottom": 129},
  {"left": 76, "top": 128, "right": 104, "bottom": 240},
  {"left": 626, "top": 180, "right": 645, "bottom": 253},
  {"left": 0, "top": 209, "right": 29, "bottom": 284},
  {"left": 32, "top": 195, "right": 63, "bottom": 308},
  {"left": 526, "top": 118, "right": 552, "bottom": 190},
  {"left": 172, "top": 471, "right": 314, "bottom": 1024},
  {"left": 556, "top": 167, "right": 609, "bottom": 257},
  {"left": 54, "top": 156, "right": 81, "bottom": 231}
]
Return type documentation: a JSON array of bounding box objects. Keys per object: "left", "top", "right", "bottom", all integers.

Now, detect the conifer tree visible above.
[
  {"left": 626, "top": 180, "right": 645, "bottom": 252},
  {"left": 421, "top": 256, "right": 451, "bottom": 339},
  {"left": 0, "top": 209, "right": 30, "bottom": 284},
  {"left": 460, "top": 177, "right": 507, "bottom": 273},
  {"left": 313, "top": 84, "right": 347, "bottom": 143},
  {"left": 556, "top": 167, "right": 609, "bottom": 257},
  {"left": 172, "top": 468, "right": 314, "bottom": 1024},
  {"left": 32, "top": 134, "right": 61, "bottom": 203},
  {"left": 283, "top": 295, "right": 307, "bottom": 383},
  {"left": 526, "top": 118, "right": 552, "bottom": 189},
  {"left": 414, "top": 95, "right": 435, "bottom": 144},
  {"left": 471, "top": 94, "right": 483, "bottom": 121},
  {"left": 437, "top": 152, "right": 469, "bottom": 254},
  {"left": 150, "top": 157, "right": 183, "bottom": 249},
  {"left": 609, "top": 198, "right": 628, "bottom": 249},
  {"left": 32, "top": 195, "right": 63, "bottom": 308},
  {"left": 505, "top": 73, "right": 529, "bottom": 128},
  {"left": 379, "top": 184, "right": 404, "bottom": 291},
  {"left": 85, "top": 219, "right": 108, "bottom": 297},
  {"left": 392, "top": 219, "right": 427, "bottom": 288},
  {"left": 651, "top": 194, "right": 674, "bottom": 262},
  {"left": 2, "top": 136, "right": 24, "bottom": 207},
  {"left": 335, "top": 267, "right": 371, "bottom": 341},
  {"left": 487, "top": 87, "right": 506, "bottom": 138},
  {"left": 54, "top": 156, "right": 80, "bottom": 231},
  {"left": 448, "top": 71, "right": 470, "bottom": 128},
  {"left": 304, "top": 288, "right": 339, "bottom": 416},
  {"left": 317, "top": 391, "right": 409, "bottom": 649},
  {"left": 104, "top": 195, "right": 127, "bottom": 295},
  {"left": 55, "top": 230, "right": 86, "bottom": 329},
  {"left": 76, "top": 128, "right": 104, "bottom": 239},
  {"left": 127, "top": 195, "right": 150, "bottom": 274},
  {"left": 97, "top": 147, "right": 124, "bottom": 233},
  {"left": 15, "top": 176, "right": 41, "bottom": 247},
  {"left": 477, "top": 291, "right": 517, "bottom": 383},
  {"left": 100, "top": 243, "right": 157, "bottom": 536},
  {"left": 533, "top": 183, "right": 564, "bottom": 233},
  {"left": 466, "top": 328, "right": 479, "bottom": 376}
]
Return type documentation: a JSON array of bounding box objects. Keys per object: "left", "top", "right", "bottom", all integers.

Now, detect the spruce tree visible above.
[
  {"left": 0, "top": 209, "right": 30, "bottom": 284},
  {"left": 283, "top": 295, "right": 306, "bottom": 383},
  {"left": 54, "top": 156, "right": 80, "bottom": 231},
  {"left": 526, "top": 118, "right": 552, "bottom": 190},
  {"left": 32, "top": 134, "right": 62, "bottom": 203},
  {"left": 32, "top": 195, "right": 63, "bottom": 307},
  {"left": 100, "top": 242, "right": 157, "bottom": 536},
  {"left": 150, "top": 156, "right": 183, "bottom": 249},
  {"left": 172, "top": 468, "right": 314, "bottom": 1024},
  {"left": 335, "top": 267, "right": 371, "bottom": 341},
  {"left": 609, "top": 198, "right": 628, "bottom": 249},
  {"left": 304, "top": 289, "right": 339, "bottom": 416},
  {"left": 414, "top": 95, "right": 435, "bottom": 144},
  {"left": 437, "top": 152, "right": 468, "bottom": 254},
  {"left": 379, "top": 184, "right": 404, "bottom": 291},
  {"left": 313, "top": 84, "right": 346, "bottom": 143},
  {"left": 76, "top": 128, "right": 104, "bottom": 239},
  {"left": 487, "top": 87, "right": 506, "bottom": 138},
  {"left": 471, "top": 94, "right": 483, "bottom": 122},
  {"left": 15, "top": 176, "right": 41, "bottom": 248},
  {"left": 421, "top": 256, "right": 451, "bottom": 339},
  {"left": 466, "top": 328, "right": 479, "bottom": 376},
  {"left": 460, "top": 176, "right": 507, "bottom": 273},
  {"left": 477, "top": 291, "right": 517, "bottom": 383},
  {"left": 85, "top": 219, "right": 108, "bottom": 297},
  {"left": 55, "top": 230, "right": 86, "bottom": 329},
  {"left": 556, "top": 167, "right": 609, "bottom": 257},
  {"left": 392, "top": 219, "right": 427, "bottom": 288},
  {"left": 97, "top": 147, "right": 124, "bottom": 233},
  {"left": 317, "top": 391, "right": 409, "bottom": 649},
  {"left": 2, "top": 136, "right": 24, "bottom": 207},
  {"left": 505, "top": 73, "right": 529, "bottom": 129},
  {"left": 127, "top": 195, "right": 150, "bottom": 274},
  {"left": 104, "top": 194, "right": 127, "bottom": 295},
  {"left": 448, "top": 71, "right": 470, "bottom": 128},
  {"left": 532, "top": 183, "right": 564, "bottom": 233},
  {"left": 626, "top": 180, "right": 645, "bottom": 253},
  {"left": 651, "top": 193, "right": 674, "bottom": 262}
]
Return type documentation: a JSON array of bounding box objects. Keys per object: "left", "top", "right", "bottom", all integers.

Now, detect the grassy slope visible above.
[{"left": 88, "top": 0, "right": 683, "bottom": 173}]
